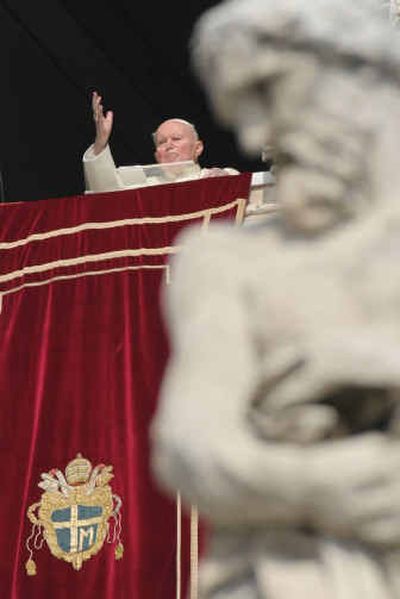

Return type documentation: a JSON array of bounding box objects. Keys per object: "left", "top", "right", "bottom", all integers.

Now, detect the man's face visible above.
[{"left": 154, "top": 120, "right": 204, "bottom": 164}]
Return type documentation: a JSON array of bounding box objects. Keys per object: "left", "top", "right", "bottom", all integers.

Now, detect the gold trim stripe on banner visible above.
[
  {"left": 0, "top": 199, "right": 246, "bottom": 251},
  {"left": 190, "top": 506, "right": 199, "bottom": 599},
  {"left": 235, "top": 197, "right": 246, "bottom": 225},
  {"left": 175, "top": 498, "right": 199, "bottom": 599},
  {"left": 1, "top": 264, "right": 170, "bottom": 298},
  {"left": 0, "top": 246, "right": 177, "bottom": 285},
  {"left": 0, "top": 197, "right": 246, "bottom": 288}
]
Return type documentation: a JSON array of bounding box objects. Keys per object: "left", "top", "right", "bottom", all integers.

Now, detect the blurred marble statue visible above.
[{"left": 152, "top": 1, "right": 400, "bottom": 597}]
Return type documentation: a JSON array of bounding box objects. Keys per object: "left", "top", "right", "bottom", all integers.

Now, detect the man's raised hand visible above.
[{"left": 92, "top": 91, "right": 113, "bottom": 155}]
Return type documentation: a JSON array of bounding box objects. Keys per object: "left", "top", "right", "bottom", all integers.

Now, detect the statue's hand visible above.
[{"left": 306, "top": 433, "right": 400, "bottom": 548}]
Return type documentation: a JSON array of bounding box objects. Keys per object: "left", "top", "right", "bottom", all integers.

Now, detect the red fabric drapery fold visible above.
[{"left": 0, "top": 175, "right": 251, "bottom": 599}]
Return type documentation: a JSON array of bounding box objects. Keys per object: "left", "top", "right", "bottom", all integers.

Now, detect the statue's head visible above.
[{"left": 192, "top": 0, "right": 400, "bottom": 233}]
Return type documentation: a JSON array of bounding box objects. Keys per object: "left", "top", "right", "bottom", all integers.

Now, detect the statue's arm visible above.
[
  {"left": 152, "top": 229, "right": 308, "bottom": 528},
  {"left": 152, "top": 228, "right": 400, "bottom": 547}
]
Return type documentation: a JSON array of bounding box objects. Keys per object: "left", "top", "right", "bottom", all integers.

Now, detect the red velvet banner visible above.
[{"left": 0, "top": 175, "right": 251, "bottom": 599}]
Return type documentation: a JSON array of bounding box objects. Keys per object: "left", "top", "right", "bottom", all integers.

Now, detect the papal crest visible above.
[{"left": 25, "top": 454, "right": 123, "bottom": 574}]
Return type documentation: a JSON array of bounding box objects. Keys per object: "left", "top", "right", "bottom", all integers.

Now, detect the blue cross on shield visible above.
[{"left": 51, "top": 504, "right": 103, "bottom": 554}]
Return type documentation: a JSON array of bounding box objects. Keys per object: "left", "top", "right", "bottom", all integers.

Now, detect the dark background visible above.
[{"left": 1, "top": 0, "right": 262, "bottom": 203}]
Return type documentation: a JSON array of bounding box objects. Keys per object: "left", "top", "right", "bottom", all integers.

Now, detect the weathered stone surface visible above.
[{"left": 152, "top": 2, "right": 400, "bottom": 597}]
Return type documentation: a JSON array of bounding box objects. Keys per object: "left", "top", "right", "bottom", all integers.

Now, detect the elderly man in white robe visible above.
[{"left": 82, "top": 91, "right": 237, "bottom": 193}]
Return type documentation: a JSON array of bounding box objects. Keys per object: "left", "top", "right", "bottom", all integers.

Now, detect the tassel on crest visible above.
[
  {"left": 25, "top": 558, "right": 37, "bottom": 576},
  {"left": 115, "top": 542, "right": 124, "bottom": 560}
]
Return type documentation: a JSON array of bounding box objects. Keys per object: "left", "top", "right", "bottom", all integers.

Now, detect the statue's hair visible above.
[
  {"left": 152, "top": 118, "right": 199, "bottom": 146},
  {"left": 192, "top": 0, "right": 400, "bottom": 85}
]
